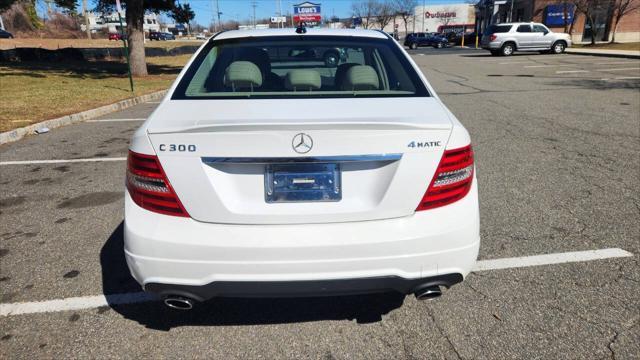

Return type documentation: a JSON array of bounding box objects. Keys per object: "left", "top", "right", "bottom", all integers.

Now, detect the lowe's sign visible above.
[
  {"left": 544, "top": 4, "right": 574, "bottom": 26},
  {"left": 294, "top": 2, "right": 322, "bottom": 25}
]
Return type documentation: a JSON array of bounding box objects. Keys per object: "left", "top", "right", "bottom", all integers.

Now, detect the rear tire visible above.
[
  {"left": 552, "top": 41, "right": 566, "bottom": 54},
  {"left": 410, "top": 43, "right": 418, "bottom": 50},
  {"left": 501, "top": 43, "right": 515, "bottom": 56},
  {"left": 436, "top": 42, "right": 443, "bottom": 49}
]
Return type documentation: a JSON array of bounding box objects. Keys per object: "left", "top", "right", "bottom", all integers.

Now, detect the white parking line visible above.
[
  {"left": 595, "top": 61, "right": 639, "bottom": 65},
  {"left": 595, "top": 67, "right": 640, "bottom": 72},
  {"left": 524, "top": 64, "right": 576, "bottom": 68},
  {"left": 0, "top": 248, "right": 633, "bottom": 316},
  {"left": 556, "top": 70, "right": 590, "bottom": 74},
  {"left": 472, "top": 248, "right": 632, "bottom": 271},
  {"left": 499, "top": 61, "right": 533, "bottom": 65},
  {"left": 601, "top": 76, "right": 640, "bottom": 81},
  {"left": 0, "top": 157, "right": 126, "bottom": 166},
  {"left": 86, "top": 118, "right": 146, "bottom": 123}
]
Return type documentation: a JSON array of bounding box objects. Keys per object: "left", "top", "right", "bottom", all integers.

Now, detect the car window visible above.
[
  {"left": 533, "top": 25, "right": 549, "bottom": 33},
  {"left": 173, "top": 36, "right": 429, "bottom": 99},
  {"left": 485, "top": 25, "right": 512, "bottom": 34},
  {"left": 517, "top": 25, "right": 531, "bottom": 33}
]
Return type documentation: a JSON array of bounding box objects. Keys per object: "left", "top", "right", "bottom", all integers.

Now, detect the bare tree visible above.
[
  {"left": 374, "top": 0, "right": 395, "bottom": 30},
  {"left": 610, "top": 0, "right": 640, "bottom": 42},
  {"left": 392, "top": 0, "right": 415, "bottom": 37},
  {"left": 351, "top": 0, "right": 380, "bottom": 29},
  {"left": 439, "top": 7, "right": 456, "bottom": 27},
  {"left": 573, "top": 0, "right": 611, "bottom": 45}
]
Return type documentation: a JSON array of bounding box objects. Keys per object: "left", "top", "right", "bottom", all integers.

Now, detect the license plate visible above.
[{"left": 265, "top": 163, "right": 341, "bottom": 203}]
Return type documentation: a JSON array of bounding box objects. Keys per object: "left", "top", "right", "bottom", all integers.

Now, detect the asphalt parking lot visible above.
[{"left": 1, "top": 49, "right": 639, "bottom": 359}]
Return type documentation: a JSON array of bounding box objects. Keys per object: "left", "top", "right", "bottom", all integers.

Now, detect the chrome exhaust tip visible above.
[
  {"left": 414, "top": 285, "right": 442, "bottom": 300},
  {"left": 163, "top": 296, "right": 194, "bottom": 310}
]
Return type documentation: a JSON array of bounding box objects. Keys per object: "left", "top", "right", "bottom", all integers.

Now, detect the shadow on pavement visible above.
[{"left": 101, "top": 222, "right": 406, "bottom": 331}]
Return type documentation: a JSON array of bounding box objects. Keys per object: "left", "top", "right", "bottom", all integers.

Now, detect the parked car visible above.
[
  {"left": 0, "top": 29, "right": 14, "bottom": 39},
  {"left": 445, "top": 31, "right": 478, "bottom": 46},
  {"left": 481, "top": 22, "right": 572, "bottom": 56},
  {"left": 150, "top": 31, "right": 175, "bottom": 41},
  {"left": 124, "top": 28, "right": 479, "bottom": 309},
  {"left": 404, "top": 32, "right": 450, "bottom": 49},
  {"left": 108, "top": 32, "right": 127, "bottom": 41},
  {"left": 195, "top": 33, "right": 207, "bottom": 40}
]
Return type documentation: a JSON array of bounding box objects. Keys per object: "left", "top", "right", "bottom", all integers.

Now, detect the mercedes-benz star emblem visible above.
[{"left": 292, "top": 133, "right": 313, "bottom": 154}]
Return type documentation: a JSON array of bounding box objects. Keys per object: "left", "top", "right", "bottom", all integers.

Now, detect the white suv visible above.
[
  {"left": 481, "top": 22, "right": 572, "bottom": 56},
  {"left": 124, "top": 28, "right": 480, "bottom": 310}
]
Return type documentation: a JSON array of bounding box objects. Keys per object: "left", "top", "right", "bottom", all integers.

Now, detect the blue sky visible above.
[{"left": 76, "top": 0, "right": 468, "bottom": 27}]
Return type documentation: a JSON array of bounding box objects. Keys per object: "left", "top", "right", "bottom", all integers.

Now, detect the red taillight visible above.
[
  {"left": 490, "top": 34, "right": 497, "bottom": 41},
  {"left": 416, "top": 145, "right": 474, "bottom": 211},
  {"left": 126, "top": 150, "right": 190, "bottom": 217}
]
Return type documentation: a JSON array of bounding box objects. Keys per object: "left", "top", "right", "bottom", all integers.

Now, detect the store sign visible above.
[
  {"left": 545, "top": 4, "right": 574, "bottom": 26},
  {"left": 293, "top": 2, "right": 321, "bottom": 25},
  {"left": 425, "top": 11, "right": 457, "bottom": 19}
]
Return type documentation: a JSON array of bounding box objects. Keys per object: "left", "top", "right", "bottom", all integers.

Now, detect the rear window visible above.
[
  {"left": 172, "top": 35, "right": 429, "bottom": 100},
  {"left": 485, "top": 25, "right": 512, "bottom": 34}
]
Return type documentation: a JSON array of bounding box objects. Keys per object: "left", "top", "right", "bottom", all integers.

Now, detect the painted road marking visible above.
[
  {"left": 601, "top": 76, "right": 640, "bottom": 81},
  {"left": 595, "top": 61, "right": 638, "bottom": 66},
  {"left": 499, "top": 61, "right": 533, "bottom": 65},
  {"left": 595, "top": 67, "right": 640, "bottom": 72},
  {"left": 557, "top": 70, "right": 590, "bottom": 74},
  {"left": 0, "top": 248, "right": 633, "bottom": 316},
  {"left": 86, "top": 118, "right": 146, "bottom": 123},
  {"left": 472, "top": 248, "right": 632, "bottom": 271},
  {"left": 524, "top": 64, "right": 575, "bottom": 68},
  {"left": 0, "top": 157, "right": 126, "bottom": 166}
]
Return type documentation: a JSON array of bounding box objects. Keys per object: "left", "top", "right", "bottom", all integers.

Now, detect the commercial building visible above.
[
  {"left": 475, "top": 0, "right": 640, "bottom": 43},
  {"left": 414, "top": 4, "right": 476, "bottom": 34},
  {"left": 362, "top": 3, "right": 476, "bottom": 38},
  {"left": 82, "top": 11, "right": 161, "bottom": 34}
]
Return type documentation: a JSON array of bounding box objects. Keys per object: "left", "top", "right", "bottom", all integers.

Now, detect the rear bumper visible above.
[
  {"left": 481, "top": 41, "right": 501, "bottom": 50},
  {"left": 124, "top": 181, "right": 480, "bottom": 298},
  {"left": 146, "top": 274, "right": 463, "bottom": 301}
]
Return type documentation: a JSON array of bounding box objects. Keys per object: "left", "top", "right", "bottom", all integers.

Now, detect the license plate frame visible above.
[{"left": 265, "top": 163, "right": 342, "bottom": 203}]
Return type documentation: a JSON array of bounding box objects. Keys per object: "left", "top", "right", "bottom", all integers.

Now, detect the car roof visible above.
[{"left": 214, "top": 28, "right": 389, "bottom": 41}]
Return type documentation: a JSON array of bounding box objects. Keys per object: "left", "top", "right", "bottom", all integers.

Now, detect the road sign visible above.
[{"left": 271, "top": 16, "right": 286, "bottom": 23}]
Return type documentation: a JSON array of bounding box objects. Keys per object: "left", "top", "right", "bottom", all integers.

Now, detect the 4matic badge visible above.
[{"left": 407, "top": 141, "right": 441, "bottom": 148}]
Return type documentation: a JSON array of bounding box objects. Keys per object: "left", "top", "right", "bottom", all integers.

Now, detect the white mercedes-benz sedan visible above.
[{"left": 124, "top": 28, "right": 479, "bottom": 310}]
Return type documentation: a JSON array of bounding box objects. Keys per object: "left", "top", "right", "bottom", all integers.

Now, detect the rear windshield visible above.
[
  {"left": 172, "top": 35, "right": 429, "bottom": 99},
  {"left": 485, "top": 25, "right": 512, "bottom": 34}
]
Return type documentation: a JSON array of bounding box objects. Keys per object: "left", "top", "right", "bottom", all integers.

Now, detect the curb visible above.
[
  {"left": 0, "top": 90, "right": 167, "bottom": 145},
  {"left": 565, "top": 49, "right": 640, "bottom": 59}
]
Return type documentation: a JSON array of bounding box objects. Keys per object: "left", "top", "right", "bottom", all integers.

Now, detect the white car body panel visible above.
[{"left": 125, "top": 29, "right": 480, "bottom": 299}]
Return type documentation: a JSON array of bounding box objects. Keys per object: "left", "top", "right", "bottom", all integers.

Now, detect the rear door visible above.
[{"left": 515, "top": 24, "right": 535, "bottom": 48}]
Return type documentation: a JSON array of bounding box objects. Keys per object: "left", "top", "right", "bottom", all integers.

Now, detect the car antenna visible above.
[{"left": 295, "top": 22, "right": 307, "bottom": 34}]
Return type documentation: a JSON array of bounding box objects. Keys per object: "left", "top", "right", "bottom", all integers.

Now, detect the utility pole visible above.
[
  {"left": 216, "top": 0, "right": 221, "bottom": 31},
  {"left": 251, "top": 1, "right": 257, "bottom": 28},
  {"left": 82, "top": 0, "right": 92, "bottom": 39}
]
